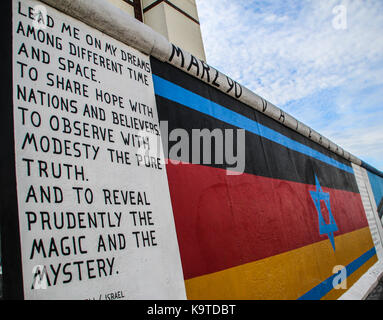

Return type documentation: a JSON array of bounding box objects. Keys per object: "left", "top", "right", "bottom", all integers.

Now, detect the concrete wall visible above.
[
  {"left": 4, "top": 0, "right": 383, "bottom": 300},
  {"left": 151, "top": 56, "right": 381, "bottom": 299},
  {"left": 338, "top": 164, "right": 383, "bottom": 299}
]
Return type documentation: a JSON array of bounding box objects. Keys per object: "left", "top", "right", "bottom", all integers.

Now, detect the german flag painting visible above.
[{"left": 151, "top": 58, "right": 377, "bottom": 300}]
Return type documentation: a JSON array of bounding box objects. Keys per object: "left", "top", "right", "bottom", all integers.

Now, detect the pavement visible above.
[
  {"left": 0, "top": 273, "right": 380, "bottom": 300},
  {"left": 365, "top": 278, "right": 383, "bottom": 300}
]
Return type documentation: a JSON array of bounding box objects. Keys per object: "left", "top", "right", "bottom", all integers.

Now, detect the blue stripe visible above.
[
  {"left": 153, "top": 75, "right": 353, "bottom": 174},
  {"left": 298, "top": 247, "right": 377, "bottom": 300},
  {"left": 362, "top": 161, "right": 383, "bottom": 179}
]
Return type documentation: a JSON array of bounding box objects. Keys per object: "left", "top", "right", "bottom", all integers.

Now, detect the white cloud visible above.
[
  {"left": 196, "top": 0, "right": 383, "bottom": 170},
  {"left": 198, "top": 0, "right": 383, "bottom": 103}
]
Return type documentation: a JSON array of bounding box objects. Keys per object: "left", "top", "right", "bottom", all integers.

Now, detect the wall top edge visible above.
[{"left": 37, "top": 0, "right": 381, "bottom": 173}]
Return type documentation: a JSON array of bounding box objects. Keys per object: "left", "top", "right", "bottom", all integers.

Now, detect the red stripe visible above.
[{"left": 165, "top": 161, "right": 368, "bottom": 280}]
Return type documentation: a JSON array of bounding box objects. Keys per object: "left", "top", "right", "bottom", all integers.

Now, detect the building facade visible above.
[{"left": 106, "top": 0, "right": 206, "bottom": 61}]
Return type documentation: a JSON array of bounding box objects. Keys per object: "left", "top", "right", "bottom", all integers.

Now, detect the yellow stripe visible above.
[
  {"left": 185, "top": 227, "right": 376, "bottom": 300},
  {"left": 321, "top": 253, "right": 377, "bottom": 300}
]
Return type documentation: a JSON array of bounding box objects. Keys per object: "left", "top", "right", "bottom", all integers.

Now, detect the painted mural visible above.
[
  {"left": 151, "top": 57, "right": 377, "bottom": 300},
  {"left": 1, "top": 0, "right": 382, "bottom": 301},
  {"left": 367, "top": 171, "right": 383, "bottom": 224}
]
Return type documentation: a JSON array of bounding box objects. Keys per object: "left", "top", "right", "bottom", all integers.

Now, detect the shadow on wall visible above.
[
  {"left": 367, "top": 170, "right": 383, "bottom": 225},
  {"left": 366, "top": 278, "right": 383, "bottom": 300},
  {"left": 378, "top": 198, "right": 383, "bottom": 221},
  {"left": 0, "top": 234, "right": 2, "bottom": 300}
]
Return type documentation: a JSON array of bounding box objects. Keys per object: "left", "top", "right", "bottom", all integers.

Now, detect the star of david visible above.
[{"left": 309, "top": 175, "right": 338, "bottom": 251}]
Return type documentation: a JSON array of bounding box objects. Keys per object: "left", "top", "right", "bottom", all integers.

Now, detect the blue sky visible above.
[{"left": 195, "top": 0, "right": 383, "bottom": 171}]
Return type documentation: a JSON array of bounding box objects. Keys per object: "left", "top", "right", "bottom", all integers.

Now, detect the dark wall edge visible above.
[
  {"left": 361, "top": 161, "right": 383, "bottom": 179},
  {"left": 0, "top": 0, "right": 24, "bottom": 299}
]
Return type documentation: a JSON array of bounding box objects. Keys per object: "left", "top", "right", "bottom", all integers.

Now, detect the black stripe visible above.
[
  {"left": 156, "top": 95, "right": 359, "bottom": 193},
  {"left": 151, "top": 57, "right": 351, "bottom": 167}
]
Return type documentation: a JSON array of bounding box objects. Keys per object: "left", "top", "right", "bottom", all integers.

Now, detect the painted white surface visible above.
[
  {"left": 339, "top": 260, "right": 383, "bottom": 300},
  {"left": 352, "top": 164, "right": 383, "bottom": 260},
  {"left": 339, "top": 164, "right": 383, "bottom": 300},
  {"left": 13, "top": 0, "right": 186, "bottom": 300}
]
